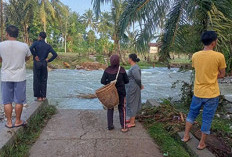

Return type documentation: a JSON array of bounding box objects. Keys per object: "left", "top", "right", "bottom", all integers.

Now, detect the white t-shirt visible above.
[{"left": 0, "top": 40, "right": 31, "bottom": 82}]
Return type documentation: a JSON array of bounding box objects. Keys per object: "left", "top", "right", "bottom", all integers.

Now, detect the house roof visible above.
[{"left": 149, "top": 43, "right": 162, "bottom": 47}]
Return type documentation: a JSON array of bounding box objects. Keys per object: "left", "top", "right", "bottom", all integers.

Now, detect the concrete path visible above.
[{"left": 29, "top": 109, "right": 162, "bottom": 157}]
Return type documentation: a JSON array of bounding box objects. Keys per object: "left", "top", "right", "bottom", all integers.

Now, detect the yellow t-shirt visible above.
[{"left": 192, "top": 50, "right": 226, "bottom": 98}]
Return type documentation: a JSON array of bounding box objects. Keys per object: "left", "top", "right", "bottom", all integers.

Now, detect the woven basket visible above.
[{"left": 96, "top": 82, "right": 119, "bottom": 109}]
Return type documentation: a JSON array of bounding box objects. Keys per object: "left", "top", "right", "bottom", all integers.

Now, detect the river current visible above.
[{"left": 1, "top": 68, "right": 231, "bottom": 110}]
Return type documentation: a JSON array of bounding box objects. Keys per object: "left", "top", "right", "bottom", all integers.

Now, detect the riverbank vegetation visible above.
[
  {"left": 1, "top": 0, "right": 231, "bottom": 71},
  {"left": 0, "top": 105, "right": 57, "bottom": 157},
  {"left": 138, "top": 99, "right": 232, "bottom": 157}
]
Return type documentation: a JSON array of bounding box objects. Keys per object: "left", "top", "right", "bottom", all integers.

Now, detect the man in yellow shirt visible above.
[{"left": 182, "top": 31, "right": 226, "bottom": 150}]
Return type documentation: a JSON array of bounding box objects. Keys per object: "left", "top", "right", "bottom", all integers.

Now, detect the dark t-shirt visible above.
[
  {"left": 30, "top": 40, "right": 57, "bottom": 62},
  {"left": 101, "top": 68, "right": 129, "bottom": 96}
]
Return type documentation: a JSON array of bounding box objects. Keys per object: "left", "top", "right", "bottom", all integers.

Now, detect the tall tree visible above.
[
  {"left": 95, "top": 0, "right": 232, "bottom": 65},
  {"left": 52, "top": 0, "right": 69, "bottom": 53},
  {"left": 93, "top": 0, "right": 127, "bottom": 61},
  {"left": 81, "top": 9, "right": 97, "bottom": 31},
  {"left": 37, "top": 0, "right": 56, "bottom": 32},
  {"left": 6, "top": 0, "right": 34, "bottom": 44}
]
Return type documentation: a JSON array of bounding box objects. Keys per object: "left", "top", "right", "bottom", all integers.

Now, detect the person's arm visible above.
[
  {"left": 101, "top": 71, "right": 108, "bottom": 85},
  {"left": 123, "top": 72, "right": 129, "bottom": 84},
  {"left": 47, "top": 46, "right": 58, "bottom": 62},
  {"left": 218, "top": 54, "right": 227, "bottom": 79},
  {"left": 132, "top": 68, "right": 142, "bottom": 88},
  {"left": 218, "top": 68, "right": 225, "bottom": 78},
  {"left": 30, "top": 42, "right": 37, "bottom": 56},
  {"left": 25, "top": 44, "right": 31, "bottom": 62}
]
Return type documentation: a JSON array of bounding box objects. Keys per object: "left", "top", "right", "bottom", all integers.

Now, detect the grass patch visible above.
[
  {"left": 195, "top": 114, "right": 232, "bottom": 135},
  {"left": 147, "top": 122, "right": 191, "bottom": 157},
  {"left": 0, "top": 105, "right": 57, "bottom": 157}
]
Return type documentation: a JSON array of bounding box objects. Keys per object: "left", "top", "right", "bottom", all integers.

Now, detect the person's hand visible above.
[
  {"left": 141, "top": 85, "right": 144, "bottom": 90},
  {"left": 35, "top": 56, "right": 40, "bottom": 62},
  {"left": 46, "top": 58, "right": 49, "bottom": 62}
]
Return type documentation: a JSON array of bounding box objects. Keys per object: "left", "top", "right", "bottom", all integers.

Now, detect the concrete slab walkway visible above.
[{"left": 29, "top": 109, "right": 162, "bottom": 157}]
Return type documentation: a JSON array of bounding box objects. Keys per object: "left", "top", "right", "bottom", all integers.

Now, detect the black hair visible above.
[
  {"left": 39, "top": 32, "right": 47, "bottom": 39},
  {"left": 129, "top": 53, "right": 140, "bottom": 62},
  {"left": 6, "top": 25, "right": 19, "bottom": 38},
  {"left": 201, "top": 31, "right": 218, "bottom": 46}
]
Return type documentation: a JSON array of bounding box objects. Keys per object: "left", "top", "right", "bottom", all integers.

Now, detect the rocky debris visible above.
[
  {"left": 169, "top": 63, "right": 191, "bottom": 69},
  {"left": 145, "top": 99, "right": 161, "bottom": 107},
  {"left": 76, "top": 62, "right": 107, "bottom": 71},
  {"left": 76, "top": 65, "right": 84, "bottom": 70},
  {"left": 63, "top": 62, "right": 71, "bottom": 68},
  {"left": 219, "top": 77, "right": 232, "bottom": 84}
]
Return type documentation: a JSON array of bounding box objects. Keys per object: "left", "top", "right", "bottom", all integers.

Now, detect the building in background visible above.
[{"left": 149, "top": 43, "right": 161, "bottom": 54}]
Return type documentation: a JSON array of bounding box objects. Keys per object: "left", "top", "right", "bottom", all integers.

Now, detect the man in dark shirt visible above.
[{"left": 30, "top": 32, "right": 58, "bottom": 101}]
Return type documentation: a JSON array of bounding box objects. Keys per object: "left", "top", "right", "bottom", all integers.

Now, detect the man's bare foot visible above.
[
  {"left": 37, "top": 97, "right": 43, "bottom": 101},
  {"left": 181, "top": 134, "right": 191, "bottom": 142},
  {"left": 121, "top": 128, "right": 128, "bottom": 133},
  {"left": 42, "top": 97, "right": 47, "bottom": 101},
  {"left": 5, "top": 121, "right": 13, "bottom": 128},
  {"left": 197, "top": 143, "right": 207, "bottom": 150},
  {"left": 15, "top": 120, "right": 27, "bottom": 127}
]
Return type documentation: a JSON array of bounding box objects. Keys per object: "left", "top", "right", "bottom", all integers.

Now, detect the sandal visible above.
[
  {"left": 5, "top": 124, "right": 14, "bottom": 129},
  {"left": 126, "top": 124, "right": 136, "bottom": 128},
  {"left": 15, "top": 120, "right": 27, "bottom": 128}
]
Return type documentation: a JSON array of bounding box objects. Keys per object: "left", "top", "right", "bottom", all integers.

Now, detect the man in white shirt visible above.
[{"left": 0, "top": 25, "right": 31, "bottom": 128}]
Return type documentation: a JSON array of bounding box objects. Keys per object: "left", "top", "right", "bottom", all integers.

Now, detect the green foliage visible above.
[
  {"left": 147, "top": 123, "right": 191, "bottom": 157},
  {"left": 0, "top": 105, "right": 57, "bottom": 157},
  {"left": 172, "top": 71, "right": 194, "bottom": 106}
]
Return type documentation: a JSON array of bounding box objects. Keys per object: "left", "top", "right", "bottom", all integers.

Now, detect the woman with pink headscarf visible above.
[{"left": 101, "top": 54, "right": 129, "bottom": 132}]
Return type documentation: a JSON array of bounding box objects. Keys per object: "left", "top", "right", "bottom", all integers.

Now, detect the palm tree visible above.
[
  {"left": 52, "top": 0, "right": 69, "bottom": 53},
  {"left": 93, "top": 0, "right": 127, "bottom": 61},
  {"left": 93, "top": 0, "right": 232, "bottom": 64},
  {"left": 97, "top": 12, "right": 113, "bottom": 38},
  {"left": 37, "top": 0, "right": 56, "bottom": 32},
  {"left": 81, "top": 9, "right": 97, "bottom": 31},
  {"left": 6, "top": 0, "right": 34, "bottom": 43}
]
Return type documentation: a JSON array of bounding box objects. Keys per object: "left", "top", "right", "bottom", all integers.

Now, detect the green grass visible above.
[
  {"left": 195, "top": 113, "right": 232, "bottom": 135},
  {"left": 0, "top": 105, "right": 57, "bottom": 157},
  {"left": 147, "top": 122, "right": 191, "bottom": 157}
]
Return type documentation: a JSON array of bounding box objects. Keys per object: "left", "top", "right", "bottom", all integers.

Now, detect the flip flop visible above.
[
  {"left": 5, "top": 124, "right": 14, "bottom": 129},
  {"left": 126, "top": 124, "right": 136, "bottom": 128},
  {"left": 14, "top": 121, "right": 27, "bottom": 128},
  {"left": 126, "top": 120, "right": 130, "bottom": 123},
  {"left": 197, "top": 145, "right": 207, "bottom": 150}
]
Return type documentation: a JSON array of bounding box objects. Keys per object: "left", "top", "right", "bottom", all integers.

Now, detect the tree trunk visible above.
[
  {"left": 23, "top": 23, "right": 29, "bottom": 44},
  {"left": 1, "top": 0, "right": 3, "bottom": 41},
  {"left": 114, "top": 38, "right": 126, "bottom": 64},
  {"left": 64, "top": 35, "right": 67, "bottom": 53}
]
